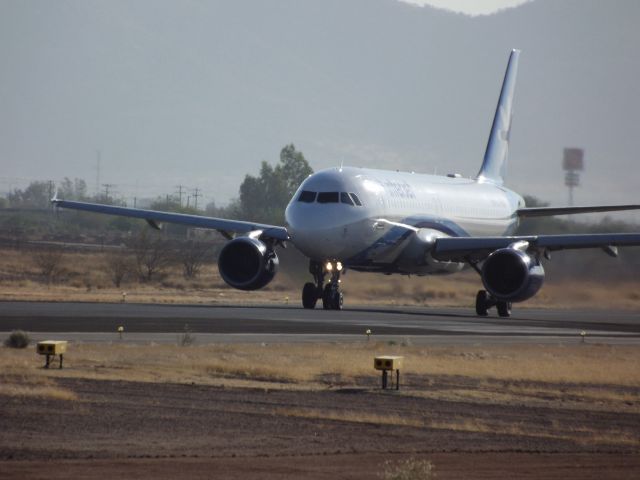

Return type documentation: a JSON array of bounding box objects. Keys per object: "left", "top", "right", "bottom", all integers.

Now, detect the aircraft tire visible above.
[
  {"left": 332, "top": 290, "right": 344, "bottom": 310},
  {"left": 497, "top": 301, "right": 512, "bottom": 317},
  {"left": 475, "top": 290, "right": 489, "bottom": 316},
  {"left": 302, "top": 282, "right": 317, "bottom": 309},
  {"left": 322, "top": 284, "right": 332, "bottom": 310}
]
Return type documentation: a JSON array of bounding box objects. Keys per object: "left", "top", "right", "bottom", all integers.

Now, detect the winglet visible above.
[{"left": 476, "top": 49, "right": 521, "bottom": 186}]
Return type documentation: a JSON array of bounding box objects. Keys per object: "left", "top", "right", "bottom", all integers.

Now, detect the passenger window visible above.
[
  {"left": 298, "top": 191, "right": 316, "bottom": 203},
  {"left": 349, "top": 193, "right": 362, "bottom": 206},
  {"left": 340, "top": 192, "right": 354, "bottom": 205},
  {"left": 317, "top": 192, "right": 340, "bottom": 203}
]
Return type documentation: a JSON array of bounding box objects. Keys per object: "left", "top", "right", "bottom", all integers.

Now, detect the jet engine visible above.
[
  {"left": 217, "top": 237, "right": 279, "bottom": 291},
  {"left": 481, "top": 247, "right": 544, "bottom": 302}
]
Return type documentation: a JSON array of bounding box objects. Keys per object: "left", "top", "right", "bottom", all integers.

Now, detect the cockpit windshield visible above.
[
  {"left": 298, "top": 190, "right": 316, "bottom": 203},
  {"left": 297, "top": 191, "right": 363, "bottom": 206},
  {"left": 317, "top": 192, "right": 339, "bottom": 203}
]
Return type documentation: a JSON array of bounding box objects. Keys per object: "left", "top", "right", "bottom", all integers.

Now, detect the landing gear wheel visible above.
[
  {"left": 322, "top": 284, "right": 343, "bottom": 310},
  {"left": 302, "top": 282, "right": 317, "bottom": 309},
  {"left": 322, "top": 284, "right": 332, "bottom": 310},
  {"left": 331, "top": 290, "right": 343, "bottom": 311},
  {"left": 497, "top": 301, "right": 512, "bottom": 318},
  {"left": 475, "top": 290, "right": 489, "bottom": 316}
]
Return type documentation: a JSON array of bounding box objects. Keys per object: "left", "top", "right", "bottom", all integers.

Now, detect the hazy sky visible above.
[
  {"left": 1, "top": 0, "right": 638, "bottom": 221},
  {"left": 399, "top": 0, "right": 532, "bottom": 16}
]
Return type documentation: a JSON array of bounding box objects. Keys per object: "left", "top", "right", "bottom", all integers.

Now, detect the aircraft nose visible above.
[{"left": 285, "top": 203, "right": 344, "bottom": 257}]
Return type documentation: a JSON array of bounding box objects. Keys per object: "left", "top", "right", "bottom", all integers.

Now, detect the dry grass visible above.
[
  {"left": 0, "top": 374, "right": 77, "bottom": 401},
  {"left": 2, "top": 342, "right": 639, "bottom": 390},
  {"left": 1, "top": 247, "right": 640, "bottom": 308},
  {"left": 2, "top": 342, "right": 638, "bottom": 449}
]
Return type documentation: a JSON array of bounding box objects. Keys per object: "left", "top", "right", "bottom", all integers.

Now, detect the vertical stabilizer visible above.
[{"left": 476, "top": 49, "right": 520, "bottom": 185}]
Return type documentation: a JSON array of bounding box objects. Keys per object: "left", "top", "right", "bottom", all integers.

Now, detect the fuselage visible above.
[{"left": 285, "top": 166, "right": 524, "bottom": 275}]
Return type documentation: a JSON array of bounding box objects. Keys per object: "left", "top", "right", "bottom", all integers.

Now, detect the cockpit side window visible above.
[
  {"left": 298, "top": 190, "right": 316, "bottom": 203},
  {"left": 349, "top": 193, "right": 362, "bottom": 206},
  {"left": 340, "top": 192, "right": 354, "bottom": 205},
  {"left": 317, "top": 192, "right": 340, "bottom": 203}
]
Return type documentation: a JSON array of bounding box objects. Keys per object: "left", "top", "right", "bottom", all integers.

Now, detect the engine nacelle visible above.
[
  {"left": 481, "top": 248, "right": 544, "bottom": 302},
  {"left": 217, "top": 237, "right": 279, "bottom": 291}
]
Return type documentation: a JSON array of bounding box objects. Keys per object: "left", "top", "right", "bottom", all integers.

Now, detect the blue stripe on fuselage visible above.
[{"left": 345, "top": 216, "right": 470, "bottom": 266}]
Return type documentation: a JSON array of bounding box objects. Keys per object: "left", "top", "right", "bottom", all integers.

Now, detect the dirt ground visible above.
[{"left": 2, "top": 374, "right": 639, "bottom": 479}]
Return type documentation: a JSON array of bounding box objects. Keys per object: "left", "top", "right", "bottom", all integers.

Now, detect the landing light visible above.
[
  {"left": 325, "top": 262, "right": 333, "bottom": 271},
  {"left": 336, "top": 262, "right": 343, "bottom": 271}
]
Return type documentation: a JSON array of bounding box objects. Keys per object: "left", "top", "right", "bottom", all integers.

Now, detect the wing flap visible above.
[
  {"left": 52, "top": 199, "right": 290, "bottom": 242},
  {"left": 433, "top": 233, "right": 640, "bottom": 262}
]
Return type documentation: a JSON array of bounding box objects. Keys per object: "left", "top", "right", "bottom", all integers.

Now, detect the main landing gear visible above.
[
  {"left": 302, "top": 260, "right": 343, "bottom": 310},
  {"left": 475, "top": 290, "right": 511, "bottom": 318}
]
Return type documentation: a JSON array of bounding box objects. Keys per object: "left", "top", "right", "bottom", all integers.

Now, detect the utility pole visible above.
[
  {"left": 192, "top": 188, "right": 201, "bottom": 210},
  {"left": 96, "top": 150, "right": 101, "bottom": 197},
  {"left": 102, "top": 183, "right": 115, "bottom": 202},
  {"left": 176, "top": 185, "right": 185, "bottom": 207}
]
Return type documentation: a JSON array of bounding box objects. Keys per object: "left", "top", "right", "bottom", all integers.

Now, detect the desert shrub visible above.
[
  {"left": 33, "top": 247, "right": 65, "bottom": 284},
  {"left": 105, "top": 252, "right": 133, "bottom": 287},
  {"left": 4, "top": 330, "right": 31, "bottom": 349},
  {"left": 177, "top": 240, "right": 213, "bottom": 279},
  {"left": 381, "top": 458, "right": 435, "bottom": 480},
  {"left": 178, "top": 325, "right": 195, "bottom": 346},
  {"left": 128, "top": 230, "right": 174, "bottom": 282}
]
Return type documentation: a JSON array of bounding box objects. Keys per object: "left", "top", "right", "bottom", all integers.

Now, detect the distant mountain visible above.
[{"left": 1, "top": 0, "right": 638, "bottom": 218}]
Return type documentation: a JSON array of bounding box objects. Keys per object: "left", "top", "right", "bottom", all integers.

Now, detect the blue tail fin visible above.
[{"left": 476, "top": 49, "right": 520, "bottom": 185}]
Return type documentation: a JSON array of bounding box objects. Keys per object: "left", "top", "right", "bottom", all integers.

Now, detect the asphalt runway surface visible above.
[{"left": 1, "top": 301, "right": 639, "bottom": 344}]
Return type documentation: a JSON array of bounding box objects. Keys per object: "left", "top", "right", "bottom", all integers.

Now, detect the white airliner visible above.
[{"left": 53, "top": 50, "right": 640, "bottom": 316}]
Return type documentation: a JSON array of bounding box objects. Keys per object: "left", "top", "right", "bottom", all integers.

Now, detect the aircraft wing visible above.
[
  {"left": 432, "top": 233, "right": 640, "bottom": 262},
  {"left": 517, "top": 204, "right": 640, "bottom": 217},
  {"left": 51, "top": 199, "right": 290, "bottom": 242}
]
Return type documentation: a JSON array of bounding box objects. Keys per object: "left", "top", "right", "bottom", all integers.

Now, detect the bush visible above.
[
  {"left": 178, "top": 325, "right": 195, "bottom": 346},
  {"left": 381, "top": 458, "right": 435, "bottom": 480},
  {"left": 4, "top": 330, "right": 31, "bottom": 348}
]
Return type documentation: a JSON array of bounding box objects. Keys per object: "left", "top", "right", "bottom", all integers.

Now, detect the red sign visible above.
[{"left": 563, "top": 148, "right": 584, "bottom": 171}]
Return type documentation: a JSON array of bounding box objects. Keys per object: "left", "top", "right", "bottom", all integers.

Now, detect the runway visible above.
[{"left": 1, "top": 301, "right": 639, "bottom": 344}]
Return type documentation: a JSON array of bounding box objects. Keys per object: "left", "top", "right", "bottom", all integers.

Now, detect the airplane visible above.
[{"left": 52, "top": 50, "right": 640, "bottom": 317}]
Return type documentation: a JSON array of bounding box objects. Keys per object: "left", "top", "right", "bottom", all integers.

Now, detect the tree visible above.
[
  {"left": 33, "top": 247, "right": 65, "bottom": 284},
  {"left": 239, "top": 144, "right": 313, "bottom": 224},
  {"left": 105, "top": 251, "right": 133, "bottom": 287},
  {"left": 7, "top": 181, "right": 51, "bottom": 209},
  {"left": 59, "top": 177, "right": 88, "bottom": 200},
  {"left": 178, "top": 240, "right": 214, "bottom": 278},
  {"left": 128, "top": 230, "right": 173, "bottom": 282}
]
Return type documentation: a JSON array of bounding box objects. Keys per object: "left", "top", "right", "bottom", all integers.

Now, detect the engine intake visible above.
[
  {"left": 481, "top": 247, "right": 544, "bottom": 302},
  {"left": 218, "top": 237, "right": 279, "bottom": 291}
]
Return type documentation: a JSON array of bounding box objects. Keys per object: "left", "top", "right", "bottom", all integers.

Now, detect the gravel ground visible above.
[{"left": 1, "top": 376, "right": 639, "bottom": 479}]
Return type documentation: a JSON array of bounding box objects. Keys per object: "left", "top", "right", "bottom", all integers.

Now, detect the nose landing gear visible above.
[{"left": 302, "top": 260, "right": 344, "bottom": 310}]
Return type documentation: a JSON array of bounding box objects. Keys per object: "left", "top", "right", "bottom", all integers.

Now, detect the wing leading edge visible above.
[
  {"left": 51, "top": 199, "right": 289, "bottom": 242},
  {"left": 433, "top": 233, "right": 640, "bottom": 262},
  {"left": 517, "top": 204, "right": 640, "bottom": 217}
]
